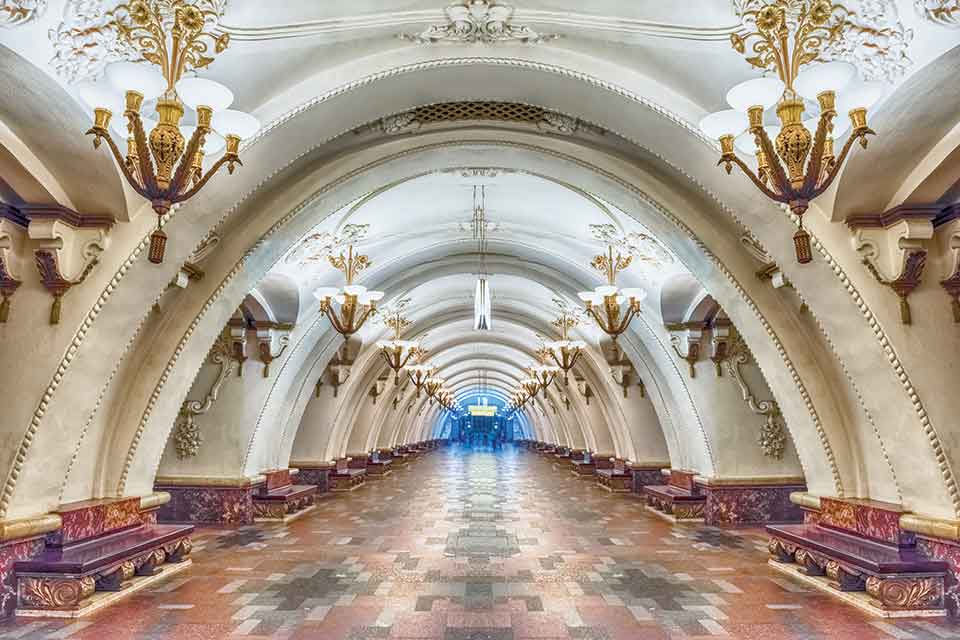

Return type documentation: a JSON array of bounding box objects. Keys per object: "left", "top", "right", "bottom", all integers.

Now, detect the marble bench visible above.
[
  {"left": 596, "top": 458, "right": 631, "bottom": 493},
  {"left": 767, "top": 498, "right": 948, "bottom": 616},
  {"left": 329, "top": 458, "right": 366, "bottom": 492},
  {"left": 570, "top": 456, "right": 596, "bottom": 478},
  {"left": 15, "top": 522, "right": 193, "bottom": 616},
  {"left": 253, "top": 469, "right": 316, "bottom": 522},
  {"left": 643, "top": 470, "right": 705, "bottom": 521}
]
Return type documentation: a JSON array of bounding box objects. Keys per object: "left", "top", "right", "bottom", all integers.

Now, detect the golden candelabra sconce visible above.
[
  {"left": 313, "top": 244, "right": 384, "bottom": 338},
  {"left": 700, "top": 0, "right": 880, "bottom": 263},
  {"left": 423, "top": 376, "right": 444, "bottom": 404},
  {"left": 543, "top": 310, "right": 586, "bottom": 384},
  {"left": 405, "top": 363, "right": 438, "bottom": 398},
  {"left": 578, "top": 244, "right": 646, "bottom": 339},
  {"left": 83, "top": 0, "right": 260, "bottom": 264},
  {"left": 529, "top": 365, "right": 560, "bottom": 393},
  {"left": 377, "top": 306, "right": 420, "bottom": 384}
]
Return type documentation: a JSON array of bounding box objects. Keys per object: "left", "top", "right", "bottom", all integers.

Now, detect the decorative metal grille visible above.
[{"left": 411, "top": 101, "right": 547, "bottom": 125}]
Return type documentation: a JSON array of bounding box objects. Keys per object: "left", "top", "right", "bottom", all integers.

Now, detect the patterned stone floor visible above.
[{"left": 3, "top": 446, "right": 960, "bottom": 639}]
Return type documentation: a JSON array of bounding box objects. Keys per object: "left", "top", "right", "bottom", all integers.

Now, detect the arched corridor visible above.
[{"left": 1, "top": 1, "right": 960, "bottom": 637}]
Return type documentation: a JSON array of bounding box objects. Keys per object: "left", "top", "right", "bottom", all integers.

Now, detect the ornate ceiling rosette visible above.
[
  {"left": 0, "top": 0, "right": 47, "bottom": 28},
  {"left": 402, "top": 0, "right": 556, "bottom": 45},
  {"left": 732, "top": 0, "right": 913, "bottom": 82},
  {"left": 48, "top": 0, "right": 229, "bottom": 83}
]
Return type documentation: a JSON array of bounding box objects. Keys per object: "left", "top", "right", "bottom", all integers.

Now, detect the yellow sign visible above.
[{"left": 468, "top": 405, "right": 497, "bottom": 417}]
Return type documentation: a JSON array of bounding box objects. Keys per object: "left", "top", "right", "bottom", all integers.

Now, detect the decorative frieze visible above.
[{"left": 401, "top": 0, "right": 556, "bottom": 45}]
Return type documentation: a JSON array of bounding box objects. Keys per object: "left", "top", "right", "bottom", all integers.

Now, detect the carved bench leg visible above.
[
  {"left": 165, "top": 538, "right": 193, "bottom": 564},
  {"left": 135, "top": 548, "right": 166, "bottom": 576},
  {"left": 795, "top": 549, "right": 825, "bottom": 576},
  {"left": 768, "top": 538, "right": 796, "bottom": 563},
  {"left": 825, "top": 561, "right": 865, "bottom": 592},
  {"left": 19, "top": 575, "right": 96, "bottom": 611},
  {"left": 866, "top": 575, "right": 945, "bottom": 612},
  {"left": 95, "top": 560, "right": 136, "bottom": 591}
]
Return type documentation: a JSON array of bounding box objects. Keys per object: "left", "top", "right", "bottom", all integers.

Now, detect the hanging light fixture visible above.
[
  {"left": 529, "top": 365, "right": 560, "bottom": 392},
  {"left": 313, "top": 243, "right": 384, "bottom": 338},
  {"left": 405, "top": 363, "right": 437, "bottom": 398},
  {"left": 699, "top": 0, "right": 877, "bottom": 263},
  {"left": 84, "top": 0, "right": 260, "bottom": 264},
  {"left": 578, "top": 244, "right": 646, "bottom": 339},
  {"left": 423, "top": 376, "right": 445, "bottom": 404},
  {"left": 377, "top": 304, "right": 420, "bottom": 384},
  {"left": 471, "top": 185, "right": 493, "bottom": 331},
  {"left": 544, "top": 309, "right": 586, "bottom": 384}
]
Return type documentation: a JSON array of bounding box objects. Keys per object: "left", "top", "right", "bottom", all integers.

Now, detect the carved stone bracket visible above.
[
  {"left": 174, "top": 330, "right": 235, "bottom": 459},
  {"left": 667, "top": 323, "right": 703, "bottom": 378},
  {"left": 610, "top": 363, "right": 643, "bottom": 398},
  {"left": 574, "top": 375, "right": 592, "bottom": 406},
  {"left": 721, "top": 335, "right": 787, "bottom": 459},
  {"left": 370, "top": 376, "right": 388, "bottom": 404},
  {"left": 26, "top": 210, "right": 110, "bottom": 325},
  {"left": 0, "top": 217, "right": 23, "bottom": 323},
  {"left": 710, "top": 320, "right": 732, "bottom": 377},
  {"left": 254, "top": 321, "right": 292, "bottom": 378},
  {"left": 941, "top": 216, "right": 960, "bottom": 322},
  {"left": 849, "top": 205, "right": 938, "bottom": 324},
  {"left": 227, "top": 319, "right": 248, "bottom": 376}
]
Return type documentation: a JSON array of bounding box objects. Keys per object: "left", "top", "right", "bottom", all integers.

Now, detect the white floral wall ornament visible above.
[
  {"left": 402, "top": 0, "right": 557, "bottom": 45},
  {"left": 732, "top": 0, "right": 913, "bottom": 82},
  {"left": 588, "top": 223, "right": 676, "bottom": 268},
  {"left": 722, "top": 334, "right": 787, "bottom": 459},
  {"left": 0, "top": 0, "right": 47, "bottom": 27},
  {"left": 173, "top": 329, "right": 234, "bottom": 458},
  {"left": 283, "top": 223, "right": 370, "bottom": 268},
  {"left": 915, "top": 0, "right": 960, "bottom": 27}
]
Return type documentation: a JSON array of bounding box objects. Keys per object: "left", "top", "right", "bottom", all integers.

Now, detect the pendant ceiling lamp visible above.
[
  {"left": 472, "top": 185, "right": 492, "bottom": 331},
  {"left": 578, "top": 243, "right": 646, "bottom": 339},
  {"left": 313, "top": 243, "right": 384, "bottom": 338}
]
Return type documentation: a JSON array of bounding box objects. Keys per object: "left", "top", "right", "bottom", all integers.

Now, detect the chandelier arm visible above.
[
  {"left": 128, "top": 111, "right": 160, "bottom": 196},
  {"left": 613, "top": 306, "right": 636, "bottom": 337},
  {"left": 754, "top": 126, "right": 793, "bottom": 199},
  {"left": 324, "top": 306, "right": 349, "bottom": 336},
  {"left": 800, "top": 113, "right": 832, "bottom": 196},
  {"left": 724, "top": 154, "right": 782, "bottom": 203},
  {"left": 586, "top": 306, "right": 607, "bottom": 333},
  {"left": 168, "top": 126, "right": 209, "bottom": 198},
  {"left": 353, "top": 306, "right": 376, "bottom": 333},
  {"left": 814, "top": 128, "right": 874, "bottom": 196},
  {"left": 175, "top": 153, "right": 239, "bottom": 203},
  {"left": 90, "top": 130, "right": 150, "bottom": 200}
]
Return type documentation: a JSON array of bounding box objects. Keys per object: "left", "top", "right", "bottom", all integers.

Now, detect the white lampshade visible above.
[
  {"left": 367, "top": 290, "right": 385, "bottom": 302},
  {"left": 211, "top": 109, "right": 261, "bottom": 140},
  {"left": 343, "top": 284, "right": 367, "bottom": 296},
  {"left": 699, "top": 109, "right": 749, "bottom": 141},
  {"left": 176, "top": 77, "right": 234, "bottom": 111},
  {"left": 75, "top": 81, "right": 126, "bottom": 114},
  {"left": 313, "top": 287, "right": 338, "bottom": 301},
  {"left": 793, "top": 61, "right": 856, "bottom": 101},
  {"left": 105, "top": 61, "right": 167, "bottom": 100},
  {"left": 595, "top": 284, "right": 618, "bottom": 296},
  {"left": 620, "top": 287, "right": 647, "bottom": 302},
  {"left": 725, "top": 77, "right": 785, "bottom": 112},
  {"left": 205, "top": 132, "right": 226, "bottom": 153},
  {"left": 577, "top": 291, "right": 600, "bottom": 304},
  {"left": 836, "top": 79, "right": 885, "bottom": 115},
  {"left": 614, "top": 295, "right": 625, "bottom": 304},
  {"left": 112, "top": 115, "right": 157, "bottom": 138},
  {"left": 334, "top": 294, "right": 346, "bottom": 305},
  {"left": 734, "top": 131, "right": 756, "bottom": 155},
  {"left": 570, "top": 340, "right": 586, "bottom": 349}
]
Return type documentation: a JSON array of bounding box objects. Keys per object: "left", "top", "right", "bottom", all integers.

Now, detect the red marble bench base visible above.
[
  {"left": 253, "top": 484, "right": 316, "bottom": 522},
  {"left": 15, "top": 524, "right": 193, "bottom": 615},
  {"left": 330, "top": 458, "right": 366, "bottom": 492},
  {"left": 767, "top": 498, "right": 948, "bottom": 616},
  {"left": 643, "top": 470, "right": 705, "bottom": 521},
  {"left": 571, "top": 459, "right": 596, "bottom": 478},
  {"left": 366, "top": 460, "right": 393, "bottom": 478},
  {"left": 596, "top": 459, "right": 631, "bottom": 493}
]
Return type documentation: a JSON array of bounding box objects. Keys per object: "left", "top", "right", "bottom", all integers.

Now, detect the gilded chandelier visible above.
[
  {"left": 405, "top": 362, "right": 438, "bottom": 398},
  {"left": 578, "top": 244, "right": 646, "bottom": 339},
  {"left": 423, "top": 376, "right": 445, "bottom": 403},
  {"left": 313, "top": 244, "right": 384, "bottom": 338},
  {"left": 700, "top": 0, "right": 878, "bottom": 263},
  {"left": 84, "top": 0, "right": 260, "bottom": 263},
  {"left": 543, "top": 310, "right": 586, "bottom": 384},
  {"left": 529, "top": 365, "right": 560, "bottom": 392},
  {"left": 377, "top": 306, "right": 420, "bottom": 385}
]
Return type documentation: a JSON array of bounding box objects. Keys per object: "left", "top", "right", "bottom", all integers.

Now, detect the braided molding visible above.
[{"left": 7, "top": 56, "right": 939, "bottom": 514}]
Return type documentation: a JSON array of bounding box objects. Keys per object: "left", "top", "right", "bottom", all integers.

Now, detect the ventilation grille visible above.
[{"left": 411, "top": 102, "right": 548, "bottom": 125}]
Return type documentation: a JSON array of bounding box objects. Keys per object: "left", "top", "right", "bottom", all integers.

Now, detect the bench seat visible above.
[
  {"left": 253, "top": 483, "right": 317, "bottom": 520},
  {"left": 570, "top": 460, "right": 596, "bottom": 477},
  {"left": 15, "top": 524, "right": 193, "bottom": 614},
  {"left": 596, "top": 468, "right": 631, "bottom": 493},
  {"left": 767, "top": 522, "right": 948, "bottom": 614},
  {"left": 643, "top": 484, "right": 705, "bottom": 520}
]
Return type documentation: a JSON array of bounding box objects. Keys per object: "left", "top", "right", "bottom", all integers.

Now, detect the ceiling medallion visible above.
[
  {"left": 589, "top": 223, "right": 675, "bottom": 268},
  {"left": 916, "top": 0, "right": 960, "bottom": 27},
  {"left": 402, "top": 0, "right": 557, "bottom": 45},
  {"left": 702, "top": 0, "right": 879, "bottom": 264},
  {"left": 733, "top": 0, "right": 913, "bottom": 82},
  {"left": 0, "top": 0, "right": 46, "bottom": 28},
  {"left": 284, "top": 224, "right": 369, "bottom": 267}
]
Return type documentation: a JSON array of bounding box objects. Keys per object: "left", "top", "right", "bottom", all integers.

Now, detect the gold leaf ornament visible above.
[
  {"left": 810, "top": 0, "right": 833, "bottom": 25},
  {"left": 757, "top": 6, "right": 783, "bottom": 31},
  {"left": 215, "top": 32, "right": 230, "bottom": 53},
  {"left": 730, "top": 32, "right": 745, "bottom": 53},
  {"left": 129, "top": 1, "right": 151, "bottom": 25},
  {"left": 178, "top": 5, "right": 205, "bottom": 32}
]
